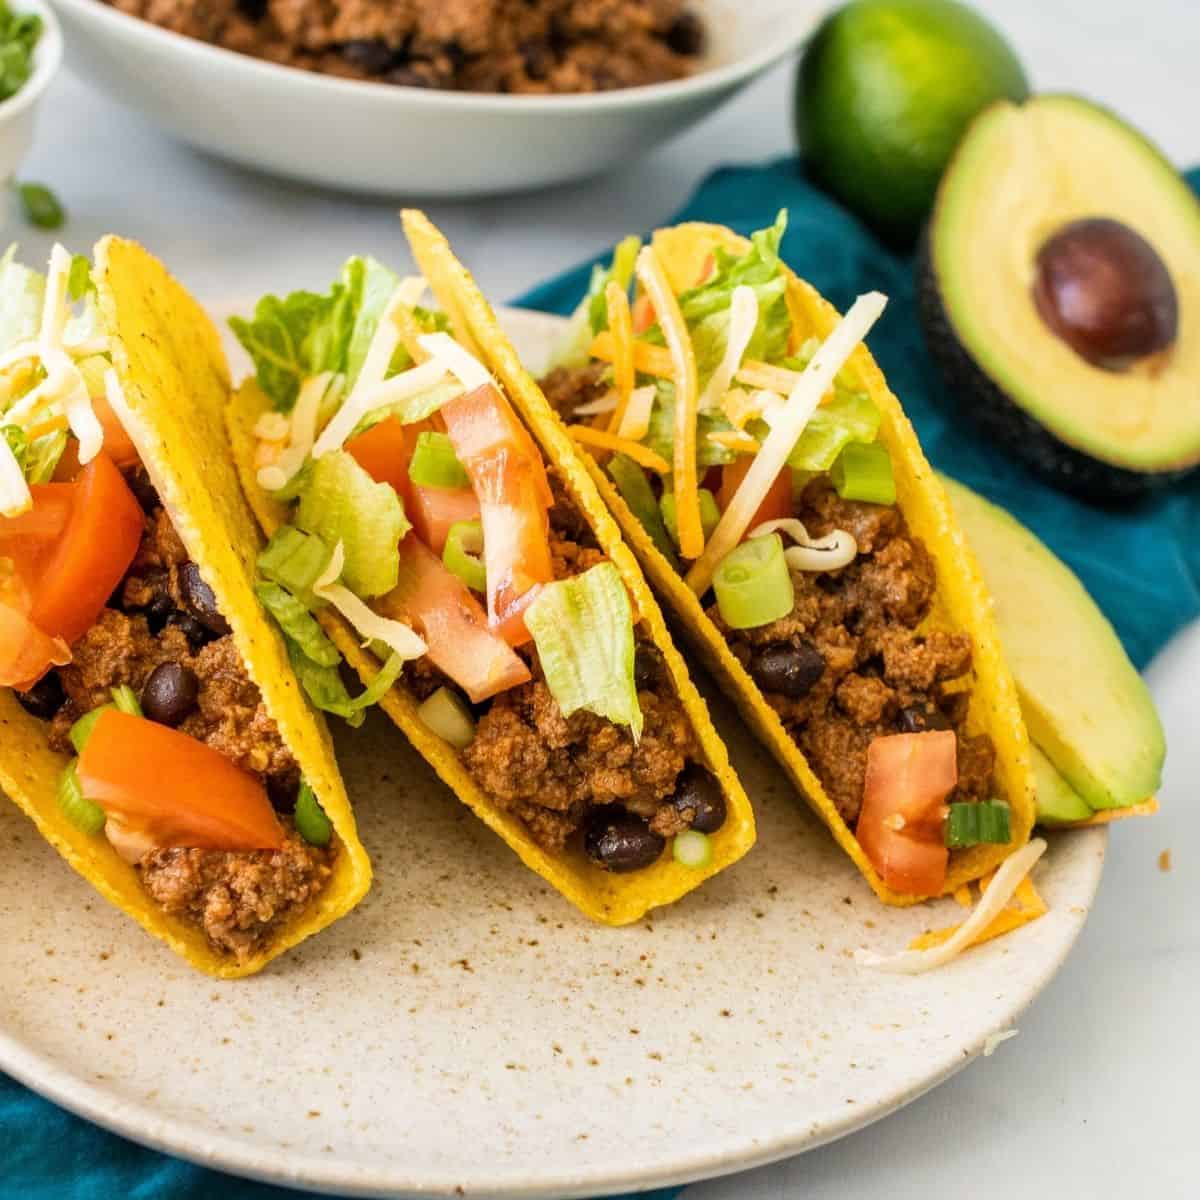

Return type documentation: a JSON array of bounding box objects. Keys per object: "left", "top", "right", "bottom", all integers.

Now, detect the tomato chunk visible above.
[
  {"left": 95, "top": 393, "right": 140, "bottom": 468},
  {"left": 77, "top": 710, "right": 284, "bottom": 852},
  {"left": 856, "top": 731, "right": 957, "bottom": 896},
  {"left": 0, "top": 600, "right": 70, "bottom": 690},
  {"left": 407, "top": 484, "right": 480, "bottom": 557},
  {"left": 0, "top": 483, "right": 74, "bottom": 585},
  {"left": 718, "top": 457, "right": 792, "bottom": 534},
  {"left": 377, "top": 534, "right": 530, "bottom": 703},
  {"left": 346, "top": 416, "right": 415, "bottom": 501},
  {"left": 441, "top": 385, "right": 554, "bottom": 645},
  {"left": 29, "top": 453, "right": 144, "bottom": 647}
]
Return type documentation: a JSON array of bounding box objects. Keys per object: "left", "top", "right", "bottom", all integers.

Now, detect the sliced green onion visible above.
[
  {"left": 109, "top": 685, "right": 142, "bottom": 717},
  {"left": 831, "top": 441, "right": 896, "bottom": 506},
  {"left": 294, "top": 780, "right": 333, "bottom": 847},
  {"left": 416, "top": 686, "right": 476, "bottom": 750},
  {"left": 69, "top": 704, "right": 114, "bottom": 754},
  {"left": 408, "top": 431, "right": 470, "bottom": 490},
  {"left": 257, "top": 526, "right": 333, "bottom": 606},
  {"left": 660, "top": 488, "right": 720, "bottom": 548},
  {"left": 442, "top": 519, "right": 486, "bottom": 593},
  {"left": 605, "top": 453, "right": 679, "bottom": 567},
  {"left": 57, "top": 762, "right": 105, "bottom": 835},
  {"left": 712, "top": 534, "right": 794, "bottom": 630},
  {"left": 17, "top": 182, "right": 64, "bottom": 231},
  {"left": 673, "top": 829, "right": 713, "bottom": 869},
  {"left": 945, "top": 800, "right": 1012, "bottom": 848}
]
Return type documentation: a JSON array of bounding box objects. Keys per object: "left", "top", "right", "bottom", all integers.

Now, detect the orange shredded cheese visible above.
[
  {"left": 566, "top": 425, "right": 671, "bottom": 474},
  {"left": 707, "top": 430, "right": 760, "bottom": 454},
  {"left": 907, "top": 876, "right": 1048, "bottom": 952},
  {"left": 604, "top": 281, "right": 636, "bottom": 437}
]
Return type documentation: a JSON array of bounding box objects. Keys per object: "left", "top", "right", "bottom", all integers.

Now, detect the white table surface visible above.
[{"left": 16, "top": 1, "right": 1200, "bottom": 1195}]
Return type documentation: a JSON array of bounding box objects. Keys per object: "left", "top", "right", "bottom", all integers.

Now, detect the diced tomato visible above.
[
  {"left": 0, "top": 600, "right": 70, "bottom": 690},
  {"left": 346, "top": 416, "right": 417, "bottom": 501},
  {"left": 377, "top": 534, "right": 530, "bottom": 703},
  {"left": 95, "top": 394, "right": 140, "bottom": 468},
  {"left": 441, "top": 385, "right": 554, "bottom": 646},
  {"left": 28, "top": 453, "right": 144, "bottom": 647},
  {"left": 0, "top": 483, "right": 74, "bottom": 584},
  {"left": 77, "top": 710, "right": 284, "bottom": 852},
  {"left": 407, "top": 484, "right": 480, "bottom": 557},
  {"left": 631, "top": 292, "right": 656, "bottom": 335},
  {"left": 856, "top": 731, "right": 958, "bottom": 896},
  {"left": 718, "top": 457, "right": 792, "bottom": 535}
]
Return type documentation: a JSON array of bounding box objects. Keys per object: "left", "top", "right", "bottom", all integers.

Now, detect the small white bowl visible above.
[
  {"left": 0, "top": 0, "right": 62, "bottom": 183},
  {"left": 49, "top": 0, "right": 823, "bottom": 196}
]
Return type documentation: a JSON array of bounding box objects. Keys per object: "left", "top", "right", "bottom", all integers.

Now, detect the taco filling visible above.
[
  {"left": 232, "top": 259, "right": 726, "bottom": 875},
  {"left": 0, "top": 246, "right": 335, "bottom": 962},
  {"left": 539, "top": 213, "right": 1013, "bottom": 898}
]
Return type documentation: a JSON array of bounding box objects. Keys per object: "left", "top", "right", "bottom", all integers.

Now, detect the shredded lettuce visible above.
[
  {"left": 67, "top": 255, "right": 93, "bottom": 303},
  {"left": 286, "top": 641, "right": 404, "bottom": 729},
  {"left": 524, "top": 562, "right": 642, "bottom": 738},
  {"left": 645, "top": 380, "right": 736, "bottom": 469},
  {"left": 254, "top": 581, "right": 341, "bottom": 667},
  {"left": 548, "top": 235, "right": 642, "bottom": 371},
  {"left": 24, "top": 429, "right": 66, "bottom": 483},
  {"left": 0, "top": 245, "right": 43, "bottom": 355},
  {"left": 295, "top": 450, "right": 408, "bottom": 598},
  {"left": 257, "top": 525, "right": 333, "bottom": 606},
  {"left": 776, "top": 389, "right": 881, "bottom": 473}
]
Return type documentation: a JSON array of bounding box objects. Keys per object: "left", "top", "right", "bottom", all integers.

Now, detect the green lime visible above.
[{"left": 796, "top": 0, "right": 1029, "bottom": 244}]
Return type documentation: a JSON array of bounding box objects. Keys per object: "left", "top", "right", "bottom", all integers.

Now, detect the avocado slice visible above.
[
  {"left": 942, "top": 475, "right": 1165, "bottom": 813},
  {"left": 1031, "top": 746, "right": 1093, "bottom": 826},
  {"left": 919, "top": 95, "right": 1200, "bottom": 499}
]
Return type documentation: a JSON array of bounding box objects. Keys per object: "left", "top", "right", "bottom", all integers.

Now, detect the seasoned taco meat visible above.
[
  {"left": 138, "top": 822, "right": 334, "bottom": 961},
  {"left": 106, "top": 0, "right": 706, "bottom": 94}
]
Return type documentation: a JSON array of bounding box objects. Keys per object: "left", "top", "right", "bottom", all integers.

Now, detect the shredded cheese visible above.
[
  {"left": 604, "top": 281, "right": 636, "bottom": 436},
  {"left": 571, "top": 390, "right": 618, "bottom": 417},
  {"left": 314, "top": 543, "right": 427, "bottom": 661},
  {"left": 254, "top": 411, "right": 291, "bottom": 441},
  {"left": 567, "top": 425, "right": 671, "bottom": 473},
  {"left": 749, "top": 517, "right": 858, "bottom": 572},
  {"left": 636, "top": 247, "right": 702, "bottom": 559},
  {"left": 983, "top": 1029, "right": 1020, "bottom": 1057},
  {"left": 685, "top": 293, "right": 887, "bottom": 595},
  {"left": 418, "top": 332, "right": 492, "bottom": 392},
  {"left": 697, "top": 285, "right": 758, "bottom": 412},
  {"left": 707, "top": 430, "right": 760, "bottom": 454},
  {"left": 616, "top": 384, "right": 656, "bottom": 442},
  {"left": 258, "top": 371, "right": 334, "bottom": 490},
  {"left": 857, "top": 839, "right": 1048, "bottom": 973},
  {"left": 0, "top": 426, "right": 32, "bottom": 517}
]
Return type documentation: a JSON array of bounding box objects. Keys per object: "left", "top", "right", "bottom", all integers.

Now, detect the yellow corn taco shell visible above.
[
  {"left": 0, "top": 238, "right": 371, "bottom": 978},
  {"left": 529, "top": 221, "right": 1035, "bottom": 907},
  {"left": 227, "top": 214, "right": 755, "bottom": 925}
]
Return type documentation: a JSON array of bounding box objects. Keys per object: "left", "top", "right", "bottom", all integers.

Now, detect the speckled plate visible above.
[{"left": 0, "top": 309, "right": 1106, "bottom": 1199}]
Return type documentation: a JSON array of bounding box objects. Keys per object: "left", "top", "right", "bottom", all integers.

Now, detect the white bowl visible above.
[
  {"left": 49, "top": 0, "right": 822, "bottom": 196},
  {"left": 0, "top": 0, "right": 61, "bottom": 183}
]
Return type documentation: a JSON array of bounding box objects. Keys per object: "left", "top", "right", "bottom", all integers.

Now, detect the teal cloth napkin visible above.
[{"left": 2, "top": 158, "right": 1197, "bottom": 1199}]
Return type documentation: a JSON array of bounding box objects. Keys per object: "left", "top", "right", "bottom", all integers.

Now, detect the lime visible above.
[{"left": 796, "top": 0, "right": 1029, "bottom": 244}]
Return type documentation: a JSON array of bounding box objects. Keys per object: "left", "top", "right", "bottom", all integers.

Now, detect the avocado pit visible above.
[{"left": 1032, "top": 217, "right": 1178, "bottom": 370}]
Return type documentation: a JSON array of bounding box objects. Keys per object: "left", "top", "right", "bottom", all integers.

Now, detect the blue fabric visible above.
[
  {"left": 3, "top": 159, "right": 1197, "bottom": 1200},
  {"left": 521, "top": 159, "right": 1200, "bottom": 672}
]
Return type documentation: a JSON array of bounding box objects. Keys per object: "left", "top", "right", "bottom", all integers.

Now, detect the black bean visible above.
[
  {"left": 387, "top": 64, "right": 440, "bottom": 89},
  {"left": 667, "top": 763, "right": 726, "bottom": 833},
  {"left": 125, "top": 468, "right": 158, "bottom": 514},
  {"left": 179, "top": 562, "right": 230, "bottom": 636},
  {"left": 15, "top": 670, "right": 65, "bottom": 721},
  {"left": 267, "top": 774, "right": 299, "bottom": 814},
  {"left": 341, "top": 39, "right": 394, "bottom": 74},
  {"left": 167, "top": 612, "right": 213, "bottom": 651},
  {"left": 897, "top": 704, "right": 952, "bottom": 734},
  {"left": 634, "top": 646, "right": 661, "bottom": 691},
  {"left": 236, "top": 0, "right": 267, "bottom": 20},
  {"left": 584, "top": 808, "right": 665, "bottom": 873},
  {"left": 665, "top": 11, "right": 705, "bottom": 56},
  {"left": 141, "top": 662, "right": 200, "bottom": 727},
  {"left": 749, "top": 641, "right": 825, "bottom": 699}
]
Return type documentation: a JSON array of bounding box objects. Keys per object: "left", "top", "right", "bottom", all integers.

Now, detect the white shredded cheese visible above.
[
  {"left": 418, "top": 332, "right": 492, "bottom": 393},
  {"left": 257, "top": 371, "right": 335, "bottom": 490},
  {"left": 0, "top": 340, "right": 41, "bottom": 374},
  {"left": 857, "top": 839, "right": 1048, "bottom": 973},
  {"left": 314, "top": 543, "right": 427, "bottom": 661},
  {"left": 0, "top": 427, "right": 32, "bottom": 517},
  {"left": 983, "top": 1029, "right": 1019, "bottom": 1057},
  {"left": 572, "top": 390, "right": 618, "bottom": 417},
  {"left": 64, "top": 373, "right": 102, "bottom": 465},
  {"left": 616, "top": 384, "right": 656, "bottom": 442},
  {"left": 697, "top": 285, "right": 758, "bottom": 412},
  {"left": 749, "top": 517, "right": 858, "bottom": 572},
  {"left": 395, "top": 275, "right": 429, "bottom": 309},
  {"left": 254, "top": 411, "right": 291, "bottom": 441},
  {"left": 685, "top": 293, "right": 887, "bottom": 595}
]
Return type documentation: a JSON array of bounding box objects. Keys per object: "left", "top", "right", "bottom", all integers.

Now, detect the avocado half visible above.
[
  {"left": 919, "top": 95, "right": 1200, "bottom": 499},
  {"left": 941, "top": 475, "right": 1165, "bottom": 823}
]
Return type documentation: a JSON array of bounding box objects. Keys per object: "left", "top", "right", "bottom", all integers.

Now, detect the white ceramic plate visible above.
[
  {"left": 0, "top": 308, "right": 1105, "bottom": 1199},
  {"left": 48, "top": 0, "right": 825, "bottom": 196}
]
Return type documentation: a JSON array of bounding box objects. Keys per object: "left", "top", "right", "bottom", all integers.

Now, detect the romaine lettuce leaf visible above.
[
  {"left": 254, "top": 581, "right": 341, "bottom": 667},
  {"left": 778, "top": 389, "right": 881, "bottom": 473},
  {"left": 547, "top": 235, "right": 642, "bottom": 371},
  {"left": 295, "top": 449, "right": 409, "bottom": 597},
  {"left": 286, "top": 641, "right": 404, "bottom": 729},
  {"left": 0, "top": 245, "right": 43, "bottom": 355},
  {"left": 645, "top": 381, "right": 736, "bottom": 469},
  {"left": 525, "top": 562, "right": 642, "bottom": 738}
]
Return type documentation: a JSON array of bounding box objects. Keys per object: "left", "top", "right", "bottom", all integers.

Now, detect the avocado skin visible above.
[{"left": 915, "top": 231, "right": 1195, "bottom": 502}]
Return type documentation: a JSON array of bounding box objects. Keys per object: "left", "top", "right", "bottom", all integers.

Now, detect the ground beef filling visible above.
[
  {"left": 458, "top": 469, "right": 701, "bottom": 855},
  {"left": 106, "top": 0, "right": 705, "bottom": 94},
  {"left": 33, "top": 477, "right": 331, "bottom": 960},
  {"left": 712, "top": 479, "right": 996, "bottom": 824}
]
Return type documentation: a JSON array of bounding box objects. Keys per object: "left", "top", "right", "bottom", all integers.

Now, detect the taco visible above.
[
  {"left": 0, "top": 239, "right": 371, "bottom": 977},
  {"left": 535, "top": 215, "right": 1037, "bottom": 906},
  {"left": 225, "top": 214, "right": 754, "bottom": 925}
]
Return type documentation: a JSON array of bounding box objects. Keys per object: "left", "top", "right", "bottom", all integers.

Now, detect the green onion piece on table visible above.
[
  {"left": 416, "top": 686, "right": 476, "bottom": 750},
  {"left": 712, "top": 534, "right": 794, "bottom": 630},
  {"left": 69, "top": 704, "right": 114, "bottom": 754},
  {"left": 16, "top": 183, "right": 63, "bottom": 231},
  {"left": 944, "top": 800, "right": 1012, "bottom": 848},
  {"left": 57, "top": 762, "right": 105, "bottom": 835},
  {"left": 605, "top": 453, "right": 678, "bottom": 566},
  {"left": 442, "top": 519, "right": 486, "bottom": 593},
  {"left": 831, "top": 441, "right": 896, "bottom": 506},
  {"left": 294, "top": 781, "right": 333, "bottom": 847},
  {"left": 661, "top": 488, "right": 720, "bottom": 548},
  {"left": 673, "top": 829, "right": 713, "bottom": 869},
  {"left": 109, "top": 685, "right": 143, "bottom": 717},
  {"left": 408, "top": 431, "right": 470, "bottom": 490}
]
